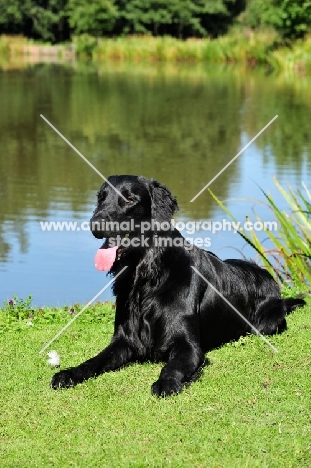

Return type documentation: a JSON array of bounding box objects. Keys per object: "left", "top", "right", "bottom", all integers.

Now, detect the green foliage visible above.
[
  {"left": 241, "top": 0, "right": 311, "bottom": 40},
  {"left": 0, "top": 296, "right": 115, "bottom": 331},
  {"left": 101, "top": 0, "right": 245, "bottom": 38},
  {"left": 239, "top": 0, "right": 274, "bottom": 29},
  {"left": 270, "top": 0, "right": 311, "bottom": 39},
  {"left": 115, "top": 0, "right": 207, "bottom": 37},
  {"left": 210, "top": 179, "right": 311, "bottom": 285},
  {"left": 0, "top": 0, "right": 245, "bottom": 41},
  {"left": 201, "top": 0, "right": 247, "bottom": 36},
  {"left": 73, "top": 33, "right": 98, "bottom": 55},
  {"left": 0, "top": 0, "right": 68, "bottom": 42},
  {"left": 1, "top": 0, "right": 311, "bottom": 42},
  {"left": 2, "top": 295, "right": 34, "bottom": 321},
  {"left": 67, "top": 0, "right": 118, "bottom": 36}
]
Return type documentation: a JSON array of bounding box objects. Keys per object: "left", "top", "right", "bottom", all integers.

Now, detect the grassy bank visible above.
[
  {"left": 1, "top": 32, "right": 311, "bottom": 74},
  {"left": 1, "top": 294, "right": 311, "bottom": 466}
]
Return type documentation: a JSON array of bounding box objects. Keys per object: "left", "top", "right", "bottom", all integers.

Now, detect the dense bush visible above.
[
  {"left": 0, "top": 0, "right": 246, "bottom": 42},
  {"left": 0, "top": 0, "right": 310, "bottom": 43},
  {"left": 67, "top": 0, "right": 118, "bottom": 36},
  {"left": 241, "top": 0, "right": 311, "bottom": 40},
  {"left": 0, "top": 0, "right": 68, "bottom": 42}
]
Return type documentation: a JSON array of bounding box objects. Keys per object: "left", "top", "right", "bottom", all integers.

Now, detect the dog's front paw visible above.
[
  {"left": 50, "top": 369, "right": 79, "bottom": 389},
  {"left": 151, "top": 378, "right": 183, "bottom": 397}
]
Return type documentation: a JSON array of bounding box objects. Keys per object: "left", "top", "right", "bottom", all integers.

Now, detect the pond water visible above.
[{"left": 1, "top": 60, "right": 311, "bottom": 306}]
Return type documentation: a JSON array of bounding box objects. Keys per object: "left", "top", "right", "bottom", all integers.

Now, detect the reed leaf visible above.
[{"left": 210, "top": 179, "right": 311, "bottom": 285}]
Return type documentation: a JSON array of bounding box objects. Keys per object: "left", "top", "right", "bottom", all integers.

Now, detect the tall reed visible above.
[{"left": 210, "top": 178, "right": 311, "bottom": 284}]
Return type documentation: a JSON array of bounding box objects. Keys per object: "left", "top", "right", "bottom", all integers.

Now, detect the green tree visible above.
[
  {"left": 165, "top": 0, "right": 207, "bottom": 37},
  {"left": 242, "top": 0, "right": 311, "bottom": 40},
  {"left": 0, "top": 0, "right": 246, "bottom": 41},
  {"left": 0, "top": 0, "right": 24, "bottom": 34},
  {"left": 114, "top": 0, "right": 176, "bottom": 35},
  {"left": 270, "top": 0, "right": 311, "bottom": 39},
  {"left": 114, "top": 0, "right": 244, "bottom": 37},
  {"left": 67, "top": 0, "right": 118, "bottom": 35},
  {"left": 0, "top": 0, "right": 68, "bottom": 42},
  {"left": 200, "top": 0, "right": 246, "bottom": 36}
]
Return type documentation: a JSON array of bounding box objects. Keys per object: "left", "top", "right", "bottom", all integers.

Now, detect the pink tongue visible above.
[{"left": 94, "top": 246, "right": 118, "bottom": 272}]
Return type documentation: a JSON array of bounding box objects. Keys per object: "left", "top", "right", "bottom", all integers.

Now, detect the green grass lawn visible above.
[{"left": 1, "top": 298, "right": 310, "bottom": 467}]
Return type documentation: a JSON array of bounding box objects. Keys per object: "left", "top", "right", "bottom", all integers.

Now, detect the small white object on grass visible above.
[{"left": 47, "top": 350, "right": 60, "bottom": 367}]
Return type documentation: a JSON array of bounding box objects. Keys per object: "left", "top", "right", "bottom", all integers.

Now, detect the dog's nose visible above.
[
  {"left": 90, "top": 220, "right": 105, "bottom": 239},
  {"left": 90, "top": 219, "right": 101, "bottom": 231}
]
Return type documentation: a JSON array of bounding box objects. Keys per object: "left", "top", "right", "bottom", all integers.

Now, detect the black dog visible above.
[{"left": 51, "top": 175, "right": 305, "bottom": 396}]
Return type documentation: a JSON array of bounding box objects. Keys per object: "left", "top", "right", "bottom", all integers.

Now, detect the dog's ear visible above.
[{"left": 146, "top": 178, "right": 179, "bottom": 222}]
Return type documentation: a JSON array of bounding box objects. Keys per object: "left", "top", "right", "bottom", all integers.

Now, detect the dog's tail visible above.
[{"left": 283, "top": 297, "right": 306, "bottom": 315}]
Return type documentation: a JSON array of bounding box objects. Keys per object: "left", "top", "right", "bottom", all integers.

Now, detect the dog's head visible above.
[{"left": 90, "top": 175, "right": 179, "bottom": 239}]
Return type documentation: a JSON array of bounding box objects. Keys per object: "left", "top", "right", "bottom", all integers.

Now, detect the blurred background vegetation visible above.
[{"left": 0, "top": 0, "right": 310, "bottom": 43}]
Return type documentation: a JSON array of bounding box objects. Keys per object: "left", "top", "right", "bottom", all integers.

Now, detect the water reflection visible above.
[{"left": 0, "top": 60, "right": 311, "bottom": 305}]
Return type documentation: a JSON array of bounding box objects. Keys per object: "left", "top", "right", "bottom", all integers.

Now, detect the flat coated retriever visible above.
[{"left": 51, "top": 175, "right": 305, "bottom": 396}]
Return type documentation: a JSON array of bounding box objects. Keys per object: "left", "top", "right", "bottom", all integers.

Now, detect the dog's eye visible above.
[{"left": 98, "top": 192, "right": 106, "bottom": 203}]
